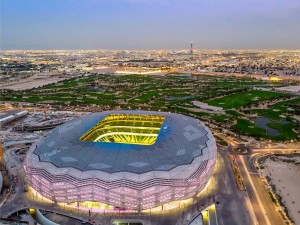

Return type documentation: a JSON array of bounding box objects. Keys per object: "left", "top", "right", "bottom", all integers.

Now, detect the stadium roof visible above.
[{"left": 33, "top": 111, "right": 210, "bottom": 174}]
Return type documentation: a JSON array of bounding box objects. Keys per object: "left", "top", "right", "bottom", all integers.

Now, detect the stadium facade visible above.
[{"left": 24, "top": 111, "right": 217, "bottom": 211}]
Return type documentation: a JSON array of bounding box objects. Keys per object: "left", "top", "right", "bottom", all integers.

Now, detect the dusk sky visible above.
[{"left": 1, "top": 0, "right": 300, "bottom": 50}]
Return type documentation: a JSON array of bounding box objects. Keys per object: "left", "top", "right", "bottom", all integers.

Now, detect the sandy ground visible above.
[
  {"left": 264, "top": 159, "right": 300, "bottom": 224},
  {"left": 1, "top": 73, "right": 66, "bottom": 90},
  {"left": 276, "top": 85, "right": 300, "bottom": 93},
  {"left": 114, "top": 72, "right": 168, "bottom": 76},
  {"left": 181, "top": 107, "right": 225, "bottom": 115}
]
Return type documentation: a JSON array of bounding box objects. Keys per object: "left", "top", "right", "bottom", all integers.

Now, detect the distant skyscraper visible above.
[{"left": 190, "top": 41, "right": 193, "bottom": 54}]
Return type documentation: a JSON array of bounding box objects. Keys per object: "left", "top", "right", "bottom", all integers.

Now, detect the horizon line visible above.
[{"left": 1, "top": 48, "right": 300, "bottom": 52}]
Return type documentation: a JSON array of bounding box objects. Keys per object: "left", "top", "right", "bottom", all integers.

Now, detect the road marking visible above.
[
  {"left": 253, "top": 148, "right": 300, "bottom": 153},
  {"left": 240, "top": 156, "right": 272, "bottom": 225}
]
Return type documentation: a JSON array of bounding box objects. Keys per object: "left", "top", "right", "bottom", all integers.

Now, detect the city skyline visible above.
[
  {"left": 1, "top": 0, "right": 300, "bottom": 50},
  {"left": 1, "top": 43, "right": 300, "bottom": 224}
]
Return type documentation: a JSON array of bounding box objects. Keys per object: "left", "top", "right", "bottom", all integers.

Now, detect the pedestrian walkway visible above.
[
  {"left": 0, "top": 172, "right": 3, "bottom": 191},
  {"left": 188, "top": 204, "right": 218, "bottom": 225},
  {"left": 29, "top": 208, "right": 59, "bottom": 225}
]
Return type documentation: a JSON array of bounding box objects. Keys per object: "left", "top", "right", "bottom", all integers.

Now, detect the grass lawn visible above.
[
  {"left": 225, "top": 110, "right": 244, "bottom": 118},
  {"left": 233, "top": 118, "right": 298, "bottom": 141},
  {"left": 267, "top": 122, "right": 298, "bottom": 140},
  {"left": 244, "top": 109, "right": 285, "bottom": 121},
  {"left": 233, "top": 119, "right": 267, "bottom": 137},
  {"left": 130, "top": 90, "right": 159, "bottom": 103},
  {"left": 2, "top": 74, "right": 298, "bottom": 141},
  {"left": 211, "top": 114, "right": 229, "bottom": 122},
  {"left": 83, "top": 98, "right": 115, "bottom": 106},
  {"left": 242, "top": 97, "right": 300, "bottom": 120},
  {"left": 207, "top": 90, "right": 287, "bottom": 109}
]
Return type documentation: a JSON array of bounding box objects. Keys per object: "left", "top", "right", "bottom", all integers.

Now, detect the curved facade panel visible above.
[{"left": 24, "top": 111, "right": 217, "bottom": 210}]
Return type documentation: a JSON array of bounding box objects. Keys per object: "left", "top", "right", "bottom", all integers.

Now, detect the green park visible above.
[{"left": 0, "top": 73, "right": 299, "bottom": 141}]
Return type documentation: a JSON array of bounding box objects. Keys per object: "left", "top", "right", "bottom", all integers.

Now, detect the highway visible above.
[
  {"left": 237, "top": 155, "right": 283, "bottom": 225},
  {"left": 0, "top": 123, "right": 297, "bottom": 225},
  {"left": 215, "top": 131, "right": 297, "bottom": 225}
]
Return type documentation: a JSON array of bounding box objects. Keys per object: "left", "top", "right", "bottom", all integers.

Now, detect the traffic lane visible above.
[
  {"left": 235, "top": 156, "right": 267, "bottom": 225},
  {"left": 237, "top": 155, "right": 285, "bottom": 225},
  {"left": 251, "top": 174, "right": 285, "bottom": 225}
]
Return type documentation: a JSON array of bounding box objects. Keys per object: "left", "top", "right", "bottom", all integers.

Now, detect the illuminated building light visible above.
[
  {"left": 269, "top": 77, "right": 283, "bottom": 81},
  {"left": 24, "top": 111, "right": 217, "bottom": 211},
  {"left": 29, "top": 180, "right": 213, "bottom": 213},
  {"left": 29, "top": 208, "right": 36, "bottom": 216},
  {"left": 28, "top": 186, "right": 54, "bottom": 204},
  {"left": 80, "top": 114, "right": 165, "bottom": 145},
  {"left": 69, "top": 201, "right": 114, "bottom": 210}
]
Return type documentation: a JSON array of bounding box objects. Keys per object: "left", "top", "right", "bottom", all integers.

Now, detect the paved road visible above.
[
  {"left": 236, "top": 155, "right": 284, "bottom": 225},
  {"left": 0, "top": 146, "right": 253, "bottom": 225},
  {"left": 3, "top": 128, "right": 294, "bottom": 225},
  {"left": 215, "top": 132, "right": 295, "bottom": 225}
]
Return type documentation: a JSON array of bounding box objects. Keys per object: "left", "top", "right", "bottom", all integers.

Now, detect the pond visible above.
[
  {"left": 177, "top": 73, "right": 192, "bottom": 77},
  {"left": 252, "top": 117, "right": 289, "bottom": 136},
  {"left": 169, "top": 73, "right": 192, "bottom": 77},
  {"left": 166, "top": 96, "right": 194, "bottom": 101}
]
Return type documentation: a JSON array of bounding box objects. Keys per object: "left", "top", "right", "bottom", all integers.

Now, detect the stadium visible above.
[{"left": 24, "top": 111, "right": 217, "bottom": 211}]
